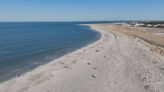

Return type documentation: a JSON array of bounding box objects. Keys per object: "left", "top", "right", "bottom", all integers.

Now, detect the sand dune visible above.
[
  {"left": 0, "top": 24, "right": 164, "bottom": 92},
  {"left": 101, "top": 24, "right": 164, "bottom": 56}
]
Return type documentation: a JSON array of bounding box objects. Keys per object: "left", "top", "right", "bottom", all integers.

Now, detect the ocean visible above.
[{"left": 0, "top": 22, "right": 100, "bottom": 82}]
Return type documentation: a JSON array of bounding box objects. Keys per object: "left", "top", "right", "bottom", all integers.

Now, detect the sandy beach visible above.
[{"left": 0, "top": 24, "right": 164, "bottom": 92}]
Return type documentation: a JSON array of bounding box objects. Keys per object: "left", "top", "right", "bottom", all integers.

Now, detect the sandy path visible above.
[{"left": 0, "top": 24, "right": 164, "bottom": 92}]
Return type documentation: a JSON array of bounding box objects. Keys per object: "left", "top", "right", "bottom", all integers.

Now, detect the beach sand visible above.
[
  {"left": 101, "top": 24, "right": 164, "bottom": 56},
  {"left": 0, "top": 24, "right": 164, "bottom": 92}
]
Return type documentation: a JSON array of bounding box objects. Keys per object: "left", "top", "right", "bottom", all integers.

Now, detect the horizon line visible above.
[{"left": 0, "top": 20, "right": 164, "bottom": 23}]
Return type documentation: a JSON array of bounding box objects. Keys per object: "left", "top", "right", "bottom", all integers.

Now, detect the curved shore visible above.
[{"left": 0, "top": 24, "right": 164, "bottom": 92}]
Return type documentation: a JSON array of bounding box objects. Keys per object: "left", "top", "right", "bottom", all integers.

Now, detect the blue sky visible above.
[{"left": 0, "top": 0, "right": 164, "bottom": 21}]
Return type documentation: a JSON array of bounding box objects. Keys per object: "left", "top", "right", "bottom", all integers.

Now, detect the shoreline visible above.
[
  {"left": 0, "top": 24, "right": 104, "bottom": 90},
  {"left": 0, "top": 24, "right": 101, "bottom": 83},
  {"left": 0, "top": 24, "right": 164, "bottom": 92}
]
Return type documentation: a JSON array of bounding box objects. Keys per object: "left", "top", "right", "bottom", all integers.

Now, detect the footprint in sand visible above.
[
  {"left": 91, "top": 74, "right": 96, "bottom": 79},
  {"left": 93, "top": 67, "right": 98, "bottom": 70},
  {"left": 72, "top": 60, "right": 77, "bottom": 64},
  {"left": 64, "top": 66, "right": 72, "bottom": 69},
  {"left": 95, "top": 49, "right": 100, "bottom": 52},
  {"left": 87, "top": 62, "right": 91, "bottom": 65}
]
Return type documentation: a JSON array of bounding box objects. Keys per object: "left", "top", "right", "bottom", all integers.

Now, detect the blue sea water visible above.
[{"left": 0, "top": 22, "right": 100, "bottom": 82}]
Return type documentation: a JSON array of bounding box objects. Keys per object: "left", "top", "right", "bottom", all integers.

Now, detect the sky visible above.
[{"left": 0, "top": 0, "right": 164, "bottom": 21}]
